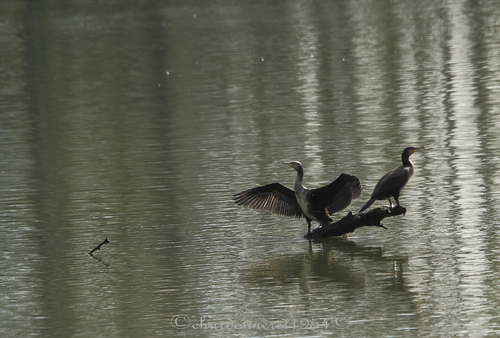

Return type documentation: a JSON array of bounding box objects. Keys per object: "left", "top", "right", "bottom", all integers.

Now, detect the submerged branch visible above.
[{"left": 88, "top": 237, "right": 110, "bottom": 256}]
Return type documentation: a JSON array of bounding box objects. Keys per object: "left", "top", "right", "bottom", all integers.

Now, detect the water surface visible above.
[{"left": 1, "top": 1, "right": 500, "bottom": 337}]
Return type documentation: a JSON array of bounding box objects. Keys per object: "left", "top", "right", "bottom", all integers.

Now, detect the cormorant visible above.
[
  {"left": 358, "top": 146, "right": 425, "bottom": 213},
  {"left": 233, "top": 161, "right": 362, "bottom": 233}
]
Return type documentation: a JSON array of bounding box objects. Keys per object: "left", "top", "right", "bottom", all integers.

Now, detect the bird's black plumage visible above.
[
  {"left": 358, "top": 146, "right": 425, "bottom": 213},
  {"left": 234, "top": 161, "right": 362, "bottom": 233}
]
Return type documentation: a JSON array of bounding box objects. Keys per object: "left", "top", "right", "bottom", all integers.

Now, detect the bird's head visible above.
[
  {"left": 403, "top": 146, "right": 425, "bottom": 157},
  {"left": 282, "top": 161, "right": 303, "bottom": 171}
]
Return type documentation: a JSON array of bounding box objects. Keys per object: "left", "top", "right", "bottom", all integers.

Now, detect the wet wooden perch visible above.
[{"left": 304, "top": 206, "right": 407, "bottom": 239}]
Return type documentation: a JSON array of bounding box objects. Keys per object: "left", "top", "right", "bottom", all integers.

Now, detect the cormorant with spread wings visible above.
[{"left": 234, "top": 161, "right": 362, "bottom": 234}]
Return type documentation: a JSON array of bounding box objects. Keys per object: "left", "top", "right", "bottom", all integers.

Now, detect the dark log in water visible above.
[{"left": 304, "top": 206, "right": 407, "bottom": 239}]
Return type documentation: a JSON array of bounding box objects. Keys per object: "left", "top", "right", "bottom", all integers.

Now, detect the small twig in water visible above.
[{"left": 89, "top": 237, "right": 110, "bottom": 255}]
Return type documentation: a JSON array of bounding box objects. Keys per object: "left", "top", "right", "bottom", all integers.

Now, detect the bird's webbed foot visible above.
[
  {"left": 387, "top": 199, "right": 406, "bottom": 215},
  {"left": 392, "top": 204, "right": 406, "bottom": 215},
  {"left": 319, "top": 219, "right": 331, "bottom": 228}
]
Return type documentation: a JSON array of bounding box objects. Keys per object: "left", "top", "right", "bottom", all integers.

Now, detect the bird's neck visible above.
[
  {"left": 294, "top": 167, "right": 304, "bottom": 190},
  {"left": 402, "top": 154, "right": 413, "bottom": 169}
]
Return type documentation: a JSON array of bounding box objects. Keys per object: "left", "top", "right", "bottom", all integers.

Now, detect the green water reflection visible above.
[{"left": 1, "top": 0, "right": 500, "bottom": 337}]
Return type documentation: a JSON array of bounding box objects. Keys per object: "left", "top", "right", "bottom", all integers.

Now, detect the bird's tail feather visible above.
[{"left": 358, "top": 199, "right": 375, "bottom": 213}]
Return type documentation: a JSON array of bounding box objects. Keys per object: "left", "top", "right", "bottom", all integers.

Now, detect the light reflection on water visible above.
[{"left": 1, "top": 1, "right": 500, "bottom": 337}]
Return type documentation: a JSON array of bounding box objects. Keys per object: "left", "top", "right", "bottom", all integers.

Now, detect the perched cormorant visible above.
[
  {"left": 358, "top": 146, "right": 425, "bottom": 213},
  {"left": 233, "top": 161, "right": 362, "bottom": 233}
]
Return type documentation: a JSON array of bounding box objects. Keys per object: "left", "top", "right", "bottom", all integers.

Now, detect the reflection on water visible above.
[{"left": 1, "top": 0, "right": 500, "bottom": 337}]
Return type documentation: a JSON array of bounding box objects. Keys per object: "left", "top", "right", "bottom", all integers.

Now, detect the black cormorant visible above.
[
  {"left": 358, "top": 146, "right": 425, "bottom": 213},
  {"left": 233, "top": 161, "right": 362, "bottom": 233}
]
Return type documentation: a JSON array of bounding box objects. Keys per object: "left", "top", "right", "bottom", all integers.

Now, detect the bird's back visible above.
[
  {"left": 311, "top": 174, "right": 362, "bottom": 214},
  {"left": 371, "top": 165, "right": 413, "bottom": 200}
]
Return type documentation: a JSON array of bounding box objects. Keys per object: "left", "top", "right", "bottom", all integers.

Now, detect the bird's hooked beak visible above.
[
  {"left": 282, "top": 161, "right": 295, "bottom": 169},
  {"left": 412, "top": 146, "right": 426, "bottom": 154}
]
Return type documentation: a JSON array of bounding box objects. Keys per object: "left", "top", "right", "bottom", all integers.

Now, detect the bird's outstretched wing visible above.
[
  {"left": 233, "top": 183, "right": 303, "bottom": 218},
  {"left": 312, "top": 174, "right": 362, "bottom": 214}
]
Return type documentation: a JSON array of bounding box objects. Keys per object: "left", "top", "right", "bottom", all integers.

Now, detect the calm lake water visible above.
[{"left": 2, "top": 1, "right": 500, "bottom": 337}]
